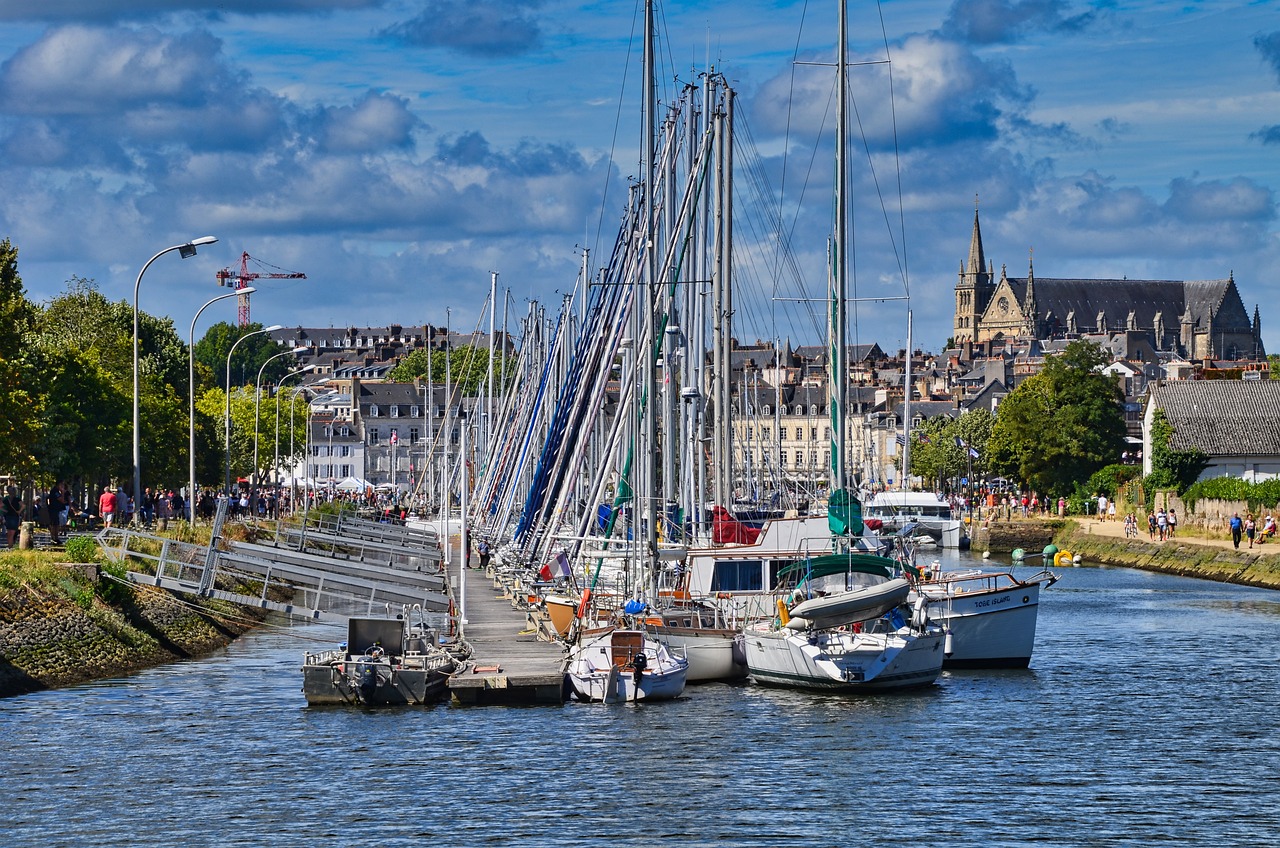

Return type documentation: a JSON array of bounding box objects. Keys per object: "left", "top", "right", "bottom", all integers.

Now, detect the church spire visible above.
[
  {"left": 1024, "top": 247, "right": 1037, "bottom": 338},
  {"left": 966, "top": 194, "right": 989, "bottom": 286}
]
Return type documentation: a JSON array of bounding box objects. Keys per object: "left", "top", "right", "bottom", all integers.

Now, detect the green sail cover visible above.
[{"left": 827, "top": 488, "right": 863, "bottom": 536}]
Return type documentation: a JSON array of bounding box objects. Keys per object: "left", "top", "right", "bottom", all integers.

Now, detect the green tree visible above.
[
  {"left": 0, "top": 238, "right": 41, "bottom": 476},
  {"left": 387, "top": 345, "right": 511, "bottom": 395},
  {"left": 987, "top": 340, "right": 1127, "bottom": 497},
  {"left": 196, "top": 385, "right": 309, "bottom": 487},
  {"left": 193, "top": 321, "right": 293, "bottom": 392}
]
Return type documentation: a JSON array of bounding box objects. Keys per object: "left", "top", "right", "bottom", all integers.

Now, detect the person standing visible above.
[
  {"left": 1167, "top": 509, "right": 1178, "bottom": 539},
  {"left": 1156, "top": 508, "right": 1168, "bottom": 541},
  {"left": 45, "top": 483, "right": 66, "bottom": 544},
  {"left": 98, "top": 486, "right": 117, "bottom": 528},
  {"left": 1230, "top": 512, "right": 1243, "bottom": 549},
  {"left": 1246, "top": 514, "right": 1257, "bottom": 548},
  {"left": 2, "top": 486, "right": 22, "bottom": 548}
]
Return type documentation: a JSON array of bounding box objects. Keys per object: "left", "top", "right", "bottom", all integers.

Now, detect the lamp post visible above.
[
  {"left": 225, "top": 324, "right": 284, "bottom": 494},
  {"left": 189, "top": 288, "right": 253, "bottom": 525},
  {"left": 254, "top": 349, "right": 308, "bottom": 489},
  {"left": 275, "top": 365, "right": 315, "bottom": 491},
  {"left": 133, "top": 235, "right": 218, "bottom": 523}
]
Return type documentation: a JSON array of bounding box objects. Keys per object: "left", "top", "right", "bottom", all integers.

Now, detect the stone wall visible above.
[
  {"left": 1055, "top": 524, "right": 1280, "bottom": 590},
  {"left": 0, "top": 568, "right": 264, "bottom": 698}
]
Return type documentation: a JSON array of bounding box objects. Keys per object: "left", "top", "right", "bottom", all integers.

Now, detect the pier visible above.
[{"left": 441, "top": 531, "right": 567, "bottom": 706}]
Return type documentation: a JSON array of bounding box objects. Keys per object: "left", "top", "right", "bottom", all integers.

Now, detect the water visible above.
[{"left": 3, "top": 557, "right": 1279, "bottom": 847}]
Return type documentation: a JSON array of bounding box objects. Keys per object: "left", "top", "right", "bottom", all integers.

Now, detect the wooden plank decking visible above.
[{"left": 444, "top": 540, "right": 567, "bottom": 705}]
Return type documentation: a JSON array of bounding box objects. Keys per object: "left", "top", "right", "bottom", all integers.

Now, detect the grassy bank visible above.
[
  {"left": 0, "top": 531, "right": 266, "bottom": 698},
  {"left": 1054, "top": 520, "right": 1280, "bottom": 590}
]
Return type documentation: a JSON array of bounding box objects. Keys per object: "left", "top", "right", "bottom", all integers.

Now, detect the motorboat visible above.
[
  {"left": 565, "top": 628, "right": 689, "bottom": 702},
  {"left": 863, "top": 491, "right": 968, "bottom": 548},
  {"left": 302, "top": 616, "right": 459, "bottom": 706},
  {"left": 909, "top": 563, "right": 1058, "bottom": 668}
]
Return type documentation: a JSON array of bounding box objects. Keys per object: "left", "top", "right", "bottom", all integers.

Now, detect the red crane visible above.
[{"left": 216, "top": 252, "right": 307, "bottom": 326}]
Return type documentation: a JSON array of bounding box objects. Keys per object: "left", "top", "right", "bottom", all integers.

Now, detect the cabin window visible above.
[{"left": 711, "top": 560, "right": 764, "bottom": 593}]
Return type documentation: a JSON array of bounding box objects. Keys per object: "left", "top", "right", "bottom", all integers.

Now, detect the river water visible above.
[{"left": 4, "top": 554, "right": 1279, "bottom": 847}]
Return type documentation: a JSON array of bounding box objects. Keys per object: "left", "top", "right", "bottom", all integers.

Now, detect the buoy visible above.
[
  {"left": 982, "top": 550, "right": 990, "bottom": 559},
  {"left": 1073, "top": 554, "right": 1083, "bottom": 565},
  {"left": 1054, "top": 549, "right": 1074, "bottom": 568},
  {"left": 1043, "top": 543, "right": 1059, "bottom": 560},
  {"left": 1011, "top": 547, "right": 1025, "bottom": 562}
]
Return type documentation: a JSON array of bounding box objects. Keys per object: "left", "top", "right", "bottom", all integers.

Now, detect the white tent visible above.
[{"left": 334, "top": 476, "right": 374, "bottom": 492}]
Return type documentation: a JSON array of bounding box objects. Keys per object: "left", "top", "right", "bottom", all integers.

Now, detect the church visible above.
[{"left": 952, "top": 207, "right": 1265, "bottom": 361}]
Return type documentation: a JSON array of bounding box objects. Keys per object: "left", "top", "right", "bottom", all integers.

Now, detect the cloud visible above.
[
  {"left": 1256, "top": 31, "right": 1280, "bottom": 81},
  {"left": 381, "top": 0, "right": 543, "bottom": 57},
  {"left": 0, "top": 0, "right": 382, "bottom": 24},
  {"left": 941, "top": 0, "right": 1095, "bottom": 45},
  {"left": 306, "top": 91, "right": 421, "bottom": 154}
]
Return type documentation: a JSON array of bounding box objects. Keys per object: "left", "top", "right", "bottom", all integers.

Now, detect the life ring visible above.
[{"left": 1053, "top": 550, "right": 1074, "bottom": 568}]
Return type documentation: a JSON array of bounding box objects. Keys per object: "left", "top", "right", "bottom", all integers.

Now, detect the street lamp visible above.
[
  {"left": 225, "top": 324, "right": 284, "bottom": 493},
  {"left": 254, "top": 348, "right": 307, "bottom": 489},
  {"left": 133, "top": 235, "right": 218, "bottom": 523},
  {"left": 189, "top": 287, "right": 253, "bottom": 524},
  {"left": 288, "top": 380, "right": 324, "bottom": 512},
  {"left": 275, "top": 364, "right": 316, "bottom": 490}
]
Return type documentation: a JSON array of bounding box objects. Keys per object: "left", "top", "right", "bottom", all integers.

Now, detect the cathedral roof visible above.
[{"left": 1008, "top": 277, "right": 1245, "bottom": 333}]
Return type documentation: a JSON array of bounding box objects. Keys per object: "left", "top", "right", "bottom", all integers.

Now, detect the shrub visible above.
[
  {"left": 1085, "top": 464, "right": 1140, "bottom": 498},
  {"left": 96, "top": 560, "right": 133, "bottom": 606},
  {"left": 63, "top": 536, "right": 99, "bottom": 563}
]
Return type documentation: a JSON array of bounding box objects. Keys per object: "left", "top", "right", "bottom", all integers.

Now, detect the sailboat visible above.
[{"left": 741, "top": 0, "right": 944, "bottom": 693}]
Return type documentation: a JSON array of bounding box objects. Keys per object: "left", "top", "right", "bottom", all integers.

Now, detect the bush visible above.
[
  {"left": 63, "top": 536, "right": 99, "bottom": 563},
  {"left": 1182, "top": 476, "right": 1280, "bottom": 514},
  {"left": 96, "top": 560, "right": 133, "bottom": 605},
  {"left": 1086, "top": 464, "right": 1140, "bottom": 498}
]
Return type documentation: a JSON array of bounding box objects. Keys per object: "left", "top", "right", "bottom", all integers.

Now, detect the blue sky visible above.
[{"left": 0, "top": 0, "right": 1277, "bottom": 355}]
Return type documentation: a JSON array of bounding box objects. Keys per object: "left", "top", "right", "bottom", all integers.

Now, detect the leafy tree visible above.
[
  {"left": 987, "top": 340, "right": 1126, "bottom": 497},
  {"left": 196, "top": 386, "right": 309, "bottom": 488},
  {"left": 193, "top": 321, "right": 294, "bottom": 392},
  {"left": 1084, "top": 463, "right": 1141, "bottom": 498},
  {"left": 0, "top": 238, "right": 41, "bottom": 476},
  {"left": 387, "top": 345, "right": 512, "bottom": 395},
  {"left": 1145, "top": 407, "right": 1209, "bottom": 493},
  {"left": 30, "top": 348, "right": 130, "bottom": 486}
]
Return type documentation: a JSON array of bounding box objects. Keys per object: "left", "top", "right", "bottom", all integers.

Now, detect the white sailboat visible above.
[
  {"left": 565, "top": 627, "right": 688, "bottom": 702},
  {"left": 741, "top": 0, "right": 944, "bottom": 693}
]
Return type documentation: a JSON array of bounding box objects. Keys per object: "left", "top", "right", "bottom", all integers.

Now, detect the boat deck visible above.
[{"left": 444, "top": 538, "right": 567, "bottom": 706}]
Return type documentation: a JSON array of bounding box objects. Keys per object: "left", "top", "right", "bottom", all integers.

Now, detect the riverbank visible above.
[
  {"left": 971, "top": 514, "right": 1280, "bottom": 590},
  {"left": 0, "top": 554, "right": 267, "bottom": 698}
]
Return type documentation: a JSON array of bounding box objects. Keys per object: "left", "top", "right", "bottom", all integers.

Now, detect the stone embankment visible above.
[
  {"left": 971, "top": 516, "right": 1280, "bottom": 591},
  {"left": 0, "top": 564, "right": 265, "bottom": 698}
]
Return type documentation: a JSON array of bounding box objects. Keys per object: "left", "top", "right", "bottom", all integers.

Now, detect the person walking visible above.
[
  {"left": 99, "top": 486, "right": 117, "bottom": 528},
  {"left": 1246, "top": 514, "right": 1257, "bottom": 548},
  {"left": 45, "top": 483, "right": 66, "bottom": 544},
  {"left": 1167, "top": 508, "right": 1178, "bottom": 539},
  {"left": 1156, "top": 508, "right": 1168, "bottom": 541},
  {"left": 1148, "top": 511, "right": 1157, "bottom": 541},
  {"left": 1230, "top": 512, "right": 1243, "bottom": 549}
]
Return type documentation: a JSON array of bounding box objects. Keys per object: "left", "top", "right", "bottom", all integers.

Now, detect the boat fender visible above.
[
  {"left": 1054, "top": 550, "right": 1073, "bottom": 568},
  {"left": 943, "top": 629, "right": 954, "bottom": 656},
  {"left": 911, "top": 596, "right": 929, "bottom": 630},
  {"left": 776, "top": 598, "right": 791, "bottom": 627}
]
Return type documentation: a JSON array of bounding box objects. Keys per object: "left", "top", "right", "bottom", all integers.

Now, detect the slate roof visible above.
[
  {"left": 1150, "top": 381, "right": 1280, "bottom": 456},
  {"left": 1010, "top": 277, "right": 1247, "bottom": 335}
]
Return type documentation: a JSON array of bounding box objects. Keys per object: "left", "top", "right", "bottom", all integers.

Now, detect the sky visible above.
[{"left": 0, "top": 0, "right": 1277, "bottom": 356}]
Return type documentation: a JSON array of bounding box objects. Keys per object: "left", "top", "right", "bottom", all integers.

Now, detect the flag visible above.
[
  {"left": 390, "top": 430, "right": 398, "bottom": 445},
  {"left": 954, "top": 436, "right": 967, "bottom": 448},
  {"left": 969, "top": 447, "right": 980, "bottom": 459},
  {"left": 539, "top": 550, "right": 572, "bottom": 581},
  {"left": 895, "top": 433, "right": 907, "bottom": 447},
  {"left": 917, "top": 433, "right": 931, "bottom": 444}
]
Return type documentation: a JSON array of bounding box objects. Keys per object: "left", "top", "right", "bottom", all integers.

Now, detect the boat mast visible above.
[
  {"left": 830, "top": 0, "right": 849, "bottom": 496},
  {"left": 641, "top": 0, "right": 658, "bottom": 598}
]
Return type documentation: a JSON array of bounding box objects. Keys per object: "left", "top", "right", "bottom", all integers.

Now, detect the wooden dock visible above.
[{"left": 444, "top": 541, "right": 567, "bottom": 706}]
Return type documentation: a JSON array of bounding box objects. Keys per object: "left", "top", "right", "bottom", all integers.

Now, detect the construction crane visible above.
[{"left": 216, "top": 252, "right": 307, "bottom": 326}]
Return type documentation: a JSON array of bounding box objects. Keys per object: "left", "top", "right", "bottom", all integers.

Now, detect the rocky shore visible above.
[{"left": 0, "top": 563, "right": 266, "bottom": 699}]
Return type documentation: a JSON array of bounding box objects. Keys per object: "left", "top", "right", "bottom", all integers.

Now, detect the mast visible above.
[
  {"left": 830, "top": 0, "right": 849, "bottom": 495},
  {"left": 641, "top": 0, "right": 659, "bottom": 599},
  {"left": 901, "top": 309, "right": 912, "bottom": 490}
]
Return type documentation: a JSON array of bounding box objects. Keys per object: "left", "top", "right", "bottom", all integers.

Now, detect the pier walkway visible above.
[{"left": 438, "top": 532, "right": 567, "bottom": 706}]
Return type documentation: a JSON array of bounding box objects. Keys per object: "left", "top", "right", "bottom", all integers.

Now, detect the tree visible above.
[
  {"left": 386, "top": 345, "right": 511, "bottom": 395},
  {"left": 0, "top": 238, "right": 40, "bottom": 476},
  {"left": 987, "top": 340, "right": 1127, "bottom": 497},
  {"left": 193, "top": 321, "right": 293, "bottom": 392}
]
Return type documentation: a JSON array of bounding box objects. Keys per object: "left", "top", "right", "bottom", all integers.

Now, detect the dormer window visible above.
[
  {"left": 410, "top": 405, "right": 420, "bottom": 418},
  {"left": 390, "top": 405, "right": 399, "bottom": 418},
  {"left": 369, "top": 404, "right": 379, "bottom": 417}
]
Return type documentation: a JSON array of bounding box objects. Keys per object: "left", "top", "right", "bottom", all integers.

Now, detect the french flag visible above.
[{"left": 539, "top": 550, "right": 571, "bottom": 581}]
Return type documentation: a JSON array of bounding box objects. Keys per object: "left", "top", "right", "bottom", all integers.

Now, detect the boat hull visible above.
[
  {"left": 651, "top": 626, "right": 747, "bottom": 682},
  {"left": 566, "top": 629, "right": 689, "bottom": 702},
  {"left": 921, "top": 579, "right": 1045, "bottom": 668},
  {"left": 743, "top": 626, "right": 944, "bottom": 691},
  {"left": 302, "top": 657, "right": 454, "bottom": 706}
]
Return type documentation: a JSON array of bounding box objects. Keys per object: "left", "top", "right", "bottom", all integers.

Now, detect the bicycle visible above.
[{"left": 1124, "top": 521, "right": 1138, "bottom": 539}]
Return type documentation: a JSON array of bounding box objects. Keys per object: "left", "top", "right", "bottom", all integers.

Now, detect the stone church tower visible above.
[{"left": 953, "top": 202, "right": 994, "bottom": 344}]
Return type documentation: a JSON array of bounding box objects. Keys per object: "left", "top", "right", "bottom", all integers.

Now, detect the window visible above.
[
  {"left": 762, "top": 405, "right": 771, "bottom": 415},
  {"left": 810, "top": 427, "right": 818, "bottom": 441},
  {"left": 810, "top": 404, "right": 819, "bottom": 416},
  {"left": 762, "top": 427, "right": 771, "bottom": 440},
  {"left": 795, "top": 427, "right": 803, "bottom": 440},
  {"left": 341, "top": 446, "right": 350, "bottom": 457},
  {"left": 780, "top": 451, "right": 788, "bottom": 465},
  {"left": 323, "top": 425, "right": 332, "bottom": 437},
  {"left": 824, "top": 427, "right": 831, "bottom": 440},
  {"left": 390, "top": 405, "right": 399, "bottom": 418},
  {"left": 369, "top": 428, "right": 379, "bottom": 445},
  {"left": 340, "top": 464, "right": 351, "bottom": 477},
  {"left": 410, "top": 405, "right": 419, "bottom": 418},
  {"left": 339, "top": 426, "right": 350, "bottom": 437},
  {"left": 311, "top": 446, "right": 320, "bottom": 457},
  {"left": 710, "top": 559, "right": 764, "bottom": 593},
  {"left": 409, "top": 427, "right": 420, "bottom": 444},
  {"left": 369, "top": 404, "right": 379, "bottom": 417}
]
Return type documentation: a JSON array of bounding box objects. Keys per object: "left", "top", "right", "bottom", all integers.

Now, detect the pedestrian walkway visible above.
[{"left": 1081, "top": 516, "right": 1276, "bottom": 553}]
